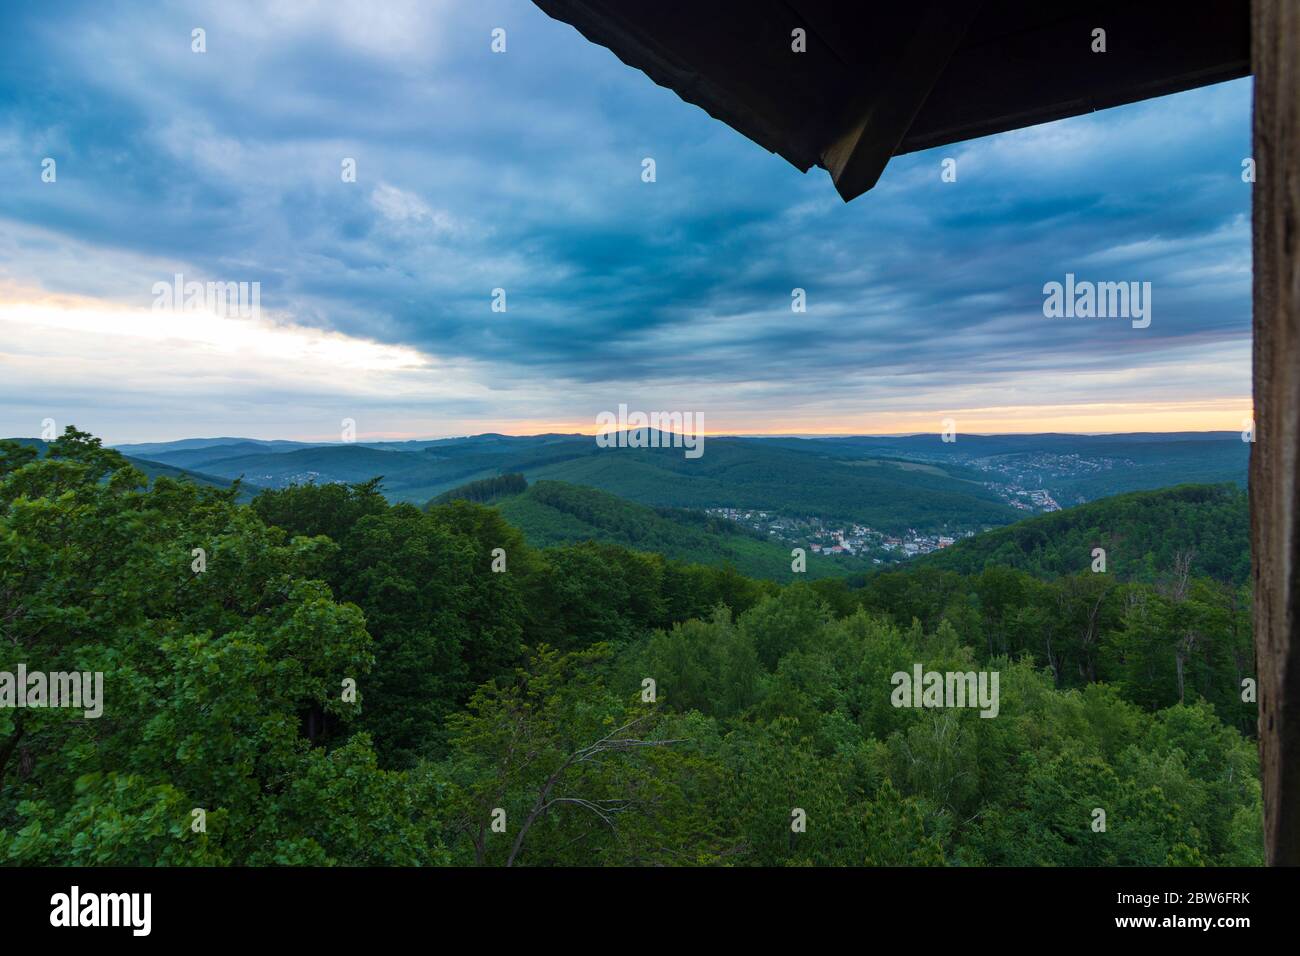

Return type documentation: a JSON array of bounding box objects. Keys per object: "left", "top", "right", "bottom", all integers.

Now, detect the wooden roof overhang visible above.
[{"left": 533, "top": 0, "right": 1251, "bottom": 200}]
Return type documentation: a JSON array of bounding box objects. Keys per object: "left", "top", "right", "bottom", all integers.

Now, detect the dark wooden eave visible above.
[{"left": 532, "top": 0, "right": 1252, "bottom": 200}]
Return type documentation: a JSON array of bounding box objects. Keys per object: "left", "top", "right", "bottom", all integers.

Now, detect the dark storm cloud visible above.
[{"left": 0, "top": 0, "right": 1252, "bottom": 424}]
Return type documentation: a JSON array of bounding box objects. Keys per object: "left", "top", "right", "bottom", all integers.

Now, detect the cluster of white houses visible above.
[{"left": 707, "top": 508, "right": 969, "bottom": 559}]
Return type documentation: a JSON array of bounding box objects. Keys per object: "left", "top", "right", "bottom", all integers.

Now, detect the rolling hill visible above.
[
  {"left": 95, "top": 430, "right": 1252, "bottom": 539},
  {"left": 120, "top": 432, "right": 1019, "bottom": 533},
  {"left": 910, "top": 483, "right": 1249, "bottom": 585},
  {"left": 486, "top": 478, "right": 870, "bottom": 580},
  {"left": 759, "top": 432, "right": 1250, "bottom": 504}
]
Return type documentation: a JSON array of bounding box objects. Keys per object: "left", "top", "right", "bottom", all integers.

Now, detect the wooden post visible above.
[{"left": 1251, "top": 0, "right": 1300, "bottom": 866}]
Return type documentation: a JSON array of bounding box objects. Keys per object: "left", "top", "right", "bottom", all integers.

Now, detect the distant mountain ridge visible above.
[
  {"left": 8, "top": 430, "right": 1250, "bottom": 537},
  {"left": 109, "top": 430, "right": 1022, "bottom": 531},
  {"left": 2, "top": 437, "right": 259, "bottom": 501}
]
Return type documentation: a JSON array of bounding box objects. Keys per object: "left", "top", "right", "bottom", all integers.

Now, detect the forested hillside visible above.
[
  {"left": 485, "top": 478, "right": 870, "bottom": 580},
  {"left": 914, "top": 484, "right": 1249, "bottom": 584},
  {"left": 430, "top": 473, "right": 527, "bottom": 505},
  {"left": 103, "top": 431, "right": 1252, "bottom": 536},
  {"left": 124, "top": 432, "right": 1020, "bottom": 532},
  {"left": 522, "top": 439, "right": 1018, "bottom": 531},
  {"left": 0, "top": 431, "right": 1262, "bottom": 866},
  {"left": 761, "top": 433, "right": 1250, "bottom": 504}
]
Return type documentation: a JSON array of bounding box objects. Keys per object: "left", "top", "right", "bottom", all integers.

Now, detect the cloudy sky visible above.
[{"left": 0, "top": 0, "right": 1253, "bottom": 443}]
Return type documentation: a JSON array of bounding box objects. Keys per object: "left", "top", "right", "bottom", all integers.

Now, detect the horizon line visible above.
[{"left": 70, "top": 427, "right": 1254, "bottom": 448}]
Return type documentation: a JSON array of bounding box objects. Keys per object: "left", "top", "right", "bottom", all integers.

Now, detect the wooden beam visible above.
[
  {"left": 900, "top": 0, "right": 1250, "bottom": 156},
  {"left": 1251, "top": 0, "right": 1300, "bottom": 866},
  {"left": 818, "top": 3, "right": 981, "bottom": 200}
]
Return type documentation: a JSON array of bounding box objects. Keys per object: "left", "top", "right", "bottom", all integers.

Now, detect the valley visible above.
[{"left": 100, "top": 430, "right": 1249, "bottom": 580}]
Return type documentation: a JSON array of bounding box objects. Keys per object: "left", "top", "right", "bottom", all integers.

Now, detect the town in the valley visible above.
[
  {"left": 703, "top": 462, "right": 1070, "bottom": 563},
  {"left": 704, "top": 507, "right": 977, "bottom": 563}
]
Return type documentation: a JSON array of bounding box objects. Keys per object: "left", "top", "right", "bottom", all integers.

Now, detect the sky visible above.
[{"left": 0, "top": 0, "right": 1254, "bottom": 444}]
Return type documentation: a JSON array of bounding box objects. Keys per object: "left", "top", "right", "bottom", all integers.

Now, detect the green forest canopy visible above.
[{"left": 0, "top": 430, "right": 1261, "bottom": 866}]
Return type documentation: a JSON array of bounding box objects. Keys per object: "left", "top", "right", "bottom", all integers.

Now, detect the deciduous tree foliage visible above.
[
  {"left": 0, "top": 431, "right": 1263, "bottom": 866},
  {"left": 0, "top": 431, "right": 442, "bottom": 864}
]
